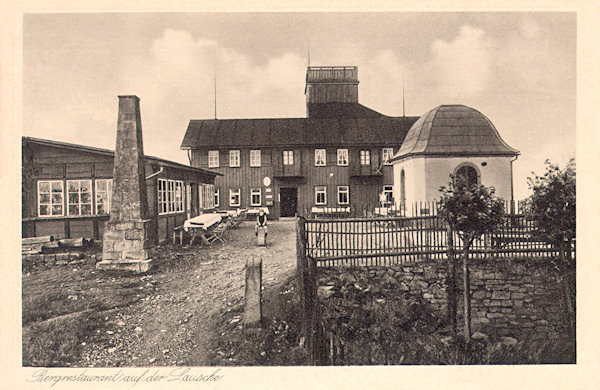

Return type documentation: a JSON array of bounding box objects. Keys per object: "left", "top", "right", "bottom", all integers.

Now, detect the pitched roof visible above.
[
  {"left": 307, "top": 103, "right": 384, "bottom": 118},
  {"left": 22, "top": 136, "right": 222, "bottom": 176},
  {"left": 181, "top": 116, "right": 419, "bottom": 149},
  {"left": 392, "top": 105, "right": 519, "bottom": 160}
]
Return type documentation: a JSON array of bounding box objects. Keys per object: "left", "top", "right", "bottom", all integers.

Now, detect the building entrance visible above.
[{"left": 279, "top": 187, "right": 298, "bottom": 217}]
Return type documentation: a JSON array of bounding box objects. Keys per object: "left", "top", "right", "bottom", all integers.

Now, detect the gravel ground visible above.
[{"left": 77, "top": 219, "right": 297, "bottom": 367}]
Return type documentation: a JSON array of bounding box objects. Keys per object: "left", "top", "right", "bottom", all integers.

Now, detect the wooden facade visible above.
[
  {"left": 189, "top": 147, "right": 400, "bottom": 218},
  {"left": 22, "top": 137, "right": 220, "bottom": 243},
  {"left": 182, "top": 66, "right": 419, "bottom": 219}
]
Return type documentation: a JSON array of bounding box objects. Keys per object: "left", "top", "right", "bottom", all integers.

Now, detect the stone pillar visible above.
[
  {"left": 97, "top": 95, "right": 153, "bottom": 273},
  {"left": 244, "top": 258, "right": 262, "bottom": 327}
]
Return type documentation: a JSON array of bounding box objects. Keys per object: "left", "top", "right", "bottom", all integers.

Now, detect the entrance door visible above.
[{"left": 280, "top": 187, "right": 298, "bottom": 217}]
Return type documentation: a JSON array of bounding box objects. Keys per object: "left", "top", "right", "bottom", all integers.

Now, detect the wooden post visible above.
[
  {"left": 446, "top": 225, "right": 457, "bottom": 333},
  {"left": 296, "top": 217, "right": 309, "bottom": 355},
  {"left": 462, "top": 240, "right": 472, "bottom": 343},
  {"left": 243, "top": 257, "right": 262, "bottom": 327},
  {"left": 308, "top": 255, "right": 319, "bottom": 365}
]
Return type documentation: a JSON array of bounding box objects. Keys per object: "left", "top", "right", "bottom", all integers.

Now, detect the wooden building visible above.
[
  {"left": 181, "top": 66, "right": 420, "bottom": 219},
  {"left": 22, "top": 136, "right": 220, "bottom": 242}
]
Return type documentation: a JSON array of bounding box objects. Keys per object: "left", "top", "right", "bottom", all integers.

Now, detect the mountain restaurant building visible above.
[{"left": 181, "top": 66, "right": 419, "bottom": 219}]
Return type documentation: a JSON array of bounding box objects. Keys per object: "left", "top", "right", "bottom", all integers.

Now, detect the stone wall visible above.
[{"left": 319, "top": 257, "right": 570, "bottom": 340}]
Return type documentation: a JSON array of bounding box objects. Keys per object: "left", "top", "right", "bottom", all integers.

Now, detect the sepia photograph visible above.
[{"left": 3, "top": 3, "right": 598, "bottom": 388}]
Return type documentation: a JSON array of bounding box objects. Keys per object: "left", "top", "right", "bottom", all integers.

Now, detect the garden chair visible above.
[{"left": 205, "top": 222, "right": 228, "bottom": 245}]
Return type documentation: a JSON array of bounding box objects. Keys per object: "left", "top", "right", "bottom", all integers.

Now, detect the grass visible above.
[
  {"left": 22, "top": 259, "right": 154, "bottom": 366},
  {"left": 207, "top": 273, "right": 307, "bottom": 366}
]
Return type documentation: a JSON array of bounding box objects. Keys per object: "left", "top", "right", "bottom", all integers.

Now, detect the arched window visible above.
[
  {"left": 454, "top": 164, "right": 479, "bottom": 188},
  {"left": 400, "top": 169, "right": 406, "bottom": 205}
]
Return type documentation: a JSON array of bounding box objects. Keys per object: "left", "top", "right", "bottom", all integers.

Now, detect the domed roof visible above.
[{"left": 393, "top": 105, "right": 519, "bottom": 160}]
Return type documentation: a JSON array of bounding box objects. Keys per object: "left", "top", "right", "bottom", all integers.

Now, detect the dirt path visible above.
[{"left": 78, "top": 219, "right": 297, "bottom": 367}]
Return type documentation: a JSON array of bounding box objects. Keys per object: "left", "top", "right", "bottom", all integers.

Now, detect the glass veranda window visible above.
[
  {"left": 67, "top": 180, "right": 92, "bottom": 216},
  {"left": 95, "top": 179, "right": 113, "bottom": 215},
  {"left": 38, "top": 180, "right": 64, "bottom": 216}
]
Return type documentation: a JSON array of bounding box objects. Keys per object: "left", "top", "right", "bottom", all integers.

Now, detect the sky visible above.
[{"left": 22, "top": 12, "right": 576, "bottom": 201}]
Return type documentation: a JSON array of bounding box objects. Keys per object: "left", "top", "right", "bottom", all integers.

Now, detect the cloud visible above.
[
  {"left": 498, "top": 19, "right": 574, "bottom": 93},
  {"left": 427, "top": 25, "right": 493, "bottom": 99},
  {"left": 114, "top": 29, "right": 308, "bottom": 161}
]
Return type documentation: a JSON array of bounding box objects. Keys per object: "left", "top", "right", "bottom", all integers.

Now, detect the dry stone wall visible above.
[{"left": 319, "top": 257, "right": 569, "bottom": 340}]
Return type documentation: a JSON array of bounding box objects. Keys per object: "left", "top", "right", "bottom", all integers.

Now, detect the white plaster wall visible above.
[
  {"left": 392, "top": 157, "right": 426, "bottom": 206},
  {"left": 424, "top": 156, "right": 513, "bottom": 201}
]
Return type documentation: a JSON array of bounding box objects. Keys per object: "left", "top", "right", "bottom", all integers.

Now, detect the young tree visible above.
[
  {"left": 524, "top": 159, "right": 576, "bottom": 265},
  {"left": 438, "top": 176, "right": 505, "bottom": 342}
]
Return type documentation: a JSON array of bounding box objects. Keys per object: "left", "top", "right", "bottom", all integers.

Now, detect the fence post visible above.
[{"left": 296, "top": 216, "right": 319, "bottom": 365}]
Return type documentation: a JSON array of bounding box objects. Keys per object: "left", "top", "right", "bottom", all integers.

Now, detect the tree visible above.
[
  {"left": 524, "top": 159, "right": 576, "bottom": 336},
  {"left": 524, "top": 159, "right": 576, "bottom": 265},
  {"left": 438, "top": 176, "right": 505, "bottom": 342}
]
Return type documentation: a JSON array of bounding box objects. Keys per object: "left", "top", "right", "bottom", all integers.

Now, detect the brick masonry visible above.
[
  {"left": 98, "top": 96, "right": 153, "bottom": 273},
  {"left": 319, "top": 257, "right": 571, "bottom": 340}
]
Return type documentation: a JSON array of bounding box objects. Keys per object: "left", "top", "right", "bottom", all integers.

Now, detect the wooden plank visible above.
[{"left": 22, "top": 235, "right": 54, "bottom": 245}]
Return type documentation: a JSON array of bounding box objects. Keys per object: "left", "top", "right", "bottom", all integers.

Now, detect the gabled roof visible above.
[
  {"left": 181, "top": 116, "right": 419, "bottom": 149},
  {"left": 392, "top": 105, "right": 519, "bottom": 161},
  {"left": 22, "top": 136, "right": 222, "bottom": 176}
]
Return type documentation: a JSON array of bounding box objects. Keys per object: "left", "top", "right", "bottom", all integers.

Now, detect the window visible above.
[
  {"left": 158, "top": 178, "right": 184, "bottom": 215},
  {"left": 383, "top": 185, "right": 394, "bottom": 204},
  {"left": 158, "top": 179, "right": 167, "bottom": 214},
  {"left": 198, "top": 184, "right": 204, "bottom": 209},
  {"left": 229, "top": 150, "right": 240, "bottom": 167},
  {"left": 315, "top": 149, "right": 326, "bottom": 166},
  {"left": 95, "top": 179, "right": 113, "bottom": 215},
  {"left": 382, "top": 148, "right": 394, "bottom": 165},
  {"left": 251, "top": 188, "right": 261, "bottom": 206},
  {"left": 186, "top": 183, "right": 192, "bottom": 213},
  {"left": 455, "top": 164, "right": 479, "bottom": 188},
  {"left": 38, "top": 180, "right": 64, "bottom": 217},
  {"left": 400, "top": 169, "right": 406, "bottom": 205},
  {"left": 200, "top": 184, "right": 215, "bottom": 209},
  {"left": 315, "top": 186, "right": 327, "bottom": 206},
  {"left": 229, "top": 188, "right": 241, "bottom": 207},
  {"left": 214, "top": 188, "right": 220, "bottom": 208},
  {"left": 208, "top": 151, "right": 219, "bottom": 168},
  {"left": 337, "top": 149, "right": 348, "bottom": 166},
  {"left": 360, "top": 150, "right": 370, "bottom": 166},
  {"left": 337, "top": 186, "right": 349, "bottom": 205},
  {"left": 67, "top": 180, "right": 92, "bottom": 216},
  {"left": 250, "top": 150, "right": 261, "bottom": 167},
  {"left": 283, "top": 150, "right": 294, "bottom": 165},
  {"left": 175, "top": 181, "right": 184, "bottom": 212}
]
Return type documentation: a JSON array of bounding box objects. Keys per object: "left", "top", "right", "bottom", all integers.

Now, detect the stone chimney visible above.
[{"left": 96, "top": 95, "right": 153, "bottom": 273}]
